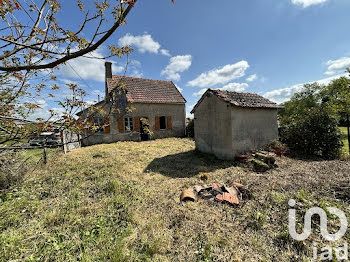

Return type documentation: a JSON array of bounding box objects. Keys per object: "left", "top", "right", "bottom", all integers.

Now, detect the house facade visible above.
[
  {"left": 77, "top": 62, "right": 186, "bottom": 146},
  {"left": 191, "top": 89, "right": 283, "bottom": 160}
]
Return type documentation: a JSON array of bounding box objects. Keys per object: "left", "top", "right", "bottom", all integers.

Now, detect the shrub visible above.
[
  {"left": 280, "top": 109, "right": 343, "bottom": 159},
  {"left": 265, "top": 140, "right": 289, "bottom": 156},
  {"left": 186, "top": 118, "right": 194, "bottom": 138}
]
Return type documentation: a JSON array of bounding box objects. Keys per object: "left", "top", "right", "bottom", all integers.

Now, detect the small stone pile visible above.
[{"left": 248, "top": 152, "right": 276, "bottom": 172}]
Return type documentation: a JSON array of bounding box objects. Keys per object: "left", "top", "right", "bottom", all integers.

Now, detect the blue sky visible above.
[{"left": 34, "top": 0, "right": 350, "bottom": 119}]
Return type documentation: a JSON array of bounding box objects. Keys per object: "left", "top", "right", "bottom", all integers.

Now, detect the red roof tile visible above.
[
  {"left": 191, "top": 89, "right": 283, "bottom": 113},
  {"left": 107, "top": 75, "right": 186, "bottom": 104}
]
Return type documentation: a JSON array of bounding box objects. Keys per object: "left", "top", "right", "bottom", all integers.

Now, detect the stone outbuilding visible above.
[
  {"left": 190, "top": 89, "right": 283, "bottom": 160},
  {"left": 77, "top": 62, "right": 186, "bottom": 146}
]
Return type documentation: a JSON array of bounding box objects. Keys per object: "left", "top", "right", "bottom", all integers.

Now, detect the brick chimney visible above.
[{"left": 105, "top": 61, "right": 112, "bottom": 100}]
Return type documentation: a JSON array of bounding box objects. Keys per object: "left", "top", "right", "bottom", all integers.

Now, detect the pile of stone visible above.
[
  {"left": 248, "top": 152, "right": 276, "bottom": 172},
  {"left": 180, "top": 182, "right": 247, "bottom": 206}
]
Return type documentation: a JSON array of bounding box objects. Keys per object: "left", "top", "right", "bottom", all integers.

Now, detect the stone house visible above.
[
  {"left": 190, "top": 89, "right": 283, "bottom": 160},
  {"left": 77, "top": 62, "right": 186, "bottom": 146}
]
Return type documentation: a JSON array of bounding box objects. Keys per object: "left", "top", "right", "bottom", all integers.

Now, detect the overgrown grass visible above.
[
  {"left": 1, "top": 138, "right": 350, "bottom": 261},
  {"left": 340, "top": 126, "right": 349, "bottom": 153}
]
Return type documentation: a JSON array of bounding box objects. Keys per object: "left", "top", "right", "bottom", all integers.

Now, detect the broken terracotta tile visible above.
[
  {"left": 223, "top": 192, "right": 239, "bottom": 204},
  {"left": 211, "top": 183, "right": 223, "bottom": 193},
  {"left": 180, "top": 188, "right": 196, "bottom": 202},
  {"left": 194, "top": 185, "right": 211, "bottom": 193},
  {"left": 215, "top": 194, "right": 223, "bottom": 202},
  {"left": 232, "top": 182, "right": 245, "bottom": 191},
  {"left": 223, "top": 185, "right": 239, "bottom": 196},
  {"left": 216, "top": 193, "right": 239, "bottom": 205}
]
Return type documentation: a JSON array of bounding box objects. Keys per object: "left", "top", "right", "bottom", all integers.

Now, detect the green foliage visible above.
[
  {"left": 251, "top": 211, "right": 268, "bottom": 230},
  {"left": 280, "top": 108, "right": 343, "bottom": 159},
  {"left": 340, "top": 127, "right": 349, "bottom": 153},
  {"left": 279, "top": 77, "right": 350, "bottom": 158},
  {"left": 195, "top": 234, "right": 214, "bottom": 262},
  {"left": 279, "top": 83, "right": 322, "bottom": 126},
  {"left": 186, "top": 118, "right": 194, "bottom": 138},
  {"left": 320, "top": 77, "right": 350, "bottom": 115}
]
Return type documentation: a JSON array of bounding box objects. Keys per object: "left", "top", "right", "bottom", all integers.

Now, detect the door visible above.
[{"left": 140, "top": 117, "right": 149, "bottom": 141}]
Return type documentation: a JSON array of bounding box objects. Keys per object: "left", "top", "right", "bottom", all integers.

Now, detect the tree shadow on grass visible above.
[{"left": 144, "top": 150, "right": 235, "bottom": 178}]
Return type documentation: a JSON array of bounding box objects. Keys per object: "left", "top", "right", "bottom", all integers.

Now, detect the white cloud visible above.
[
  {"left": 130, "top": 69, "right": 143, "bottom": 78},
  {"left": 187, "top": 61, "right": 249, "bottom": 88},
  {"left": 160, "top": 49, "right": 171, "bottom": 57},
  {"left": 118, "top": 33, "right": 170, "bottom": 56},
  {"left": 186, "top": 103, "right": 196, "bottom": 118},
  {"left": 263, "top": 74, "right": 347, "bottom": 104},
  {"left": 60, "top": 50, "right": 124, "bottom": 82},
  {"left": 161, "top": 55, "right": 192, "bottom": 81},
  {"left": 128, "top": 59, "right": 143, "bottom": 78},
  {"left": 28, "top": 99, "right": 57, "bottom": 120},
  {"left": 246, "top": 74, "right": 258, "bottom": 82},
  {"left": 221, "top": 82, "right": 248, "bottom": 92},
  {"left": 325, "top": 57, "right": 350, "bottom": 75},
  {"left": 193, "top": 88, "right": 207, "bottom": 97},
  {"left": 291, "top": 0, "right": 327, "bottom": 8},
  {"left": 193, "top": 82, "right": 248, "bottom": 97}
]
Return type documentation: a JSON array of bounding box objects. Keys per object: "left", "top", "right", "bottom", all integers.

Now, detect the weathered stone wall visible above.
[
  {"left": 193, "top": 94, "right": 279, "bottom": 160},
  {"left": 82, "top": 102, "right": 185, "bottom": 146}
]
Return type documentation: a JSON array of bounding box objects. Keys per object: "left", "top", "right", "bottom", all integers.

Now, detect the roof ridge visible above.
[
  {"left": 191, "top": 88, "right": 283, "bottom": 114},
  {"left": 112, "top": 75, "right": 173, "bottom": 83},
  {"left": 210, "top": 88, "right": 263, "bottom": 97}
]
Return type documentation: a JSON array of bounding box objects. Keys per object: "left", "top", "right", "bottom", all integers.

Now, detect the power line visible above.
[{"left": 66, "top": 61, "right": 97, "bottom": 94}]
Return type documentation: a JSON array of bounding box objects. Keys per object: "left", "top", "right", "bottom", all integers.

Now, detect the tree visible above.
[
  {"left": 0, "top": 0, "right": 175, "bottom": 146},
  {"left": 320, "top": 74, "right": 350, "bottom": 152},
  {"left": 0, "top": 0, "right": 138, "bottom": 145},
  {"left": 0, "top": 0, "right": 135, "bottom": 72},
  {"left": 279, "top": 82, "right": 322, "bottom": 126},
  {"left": 279, "top": 82, "right": 344, "bottom": 158}
]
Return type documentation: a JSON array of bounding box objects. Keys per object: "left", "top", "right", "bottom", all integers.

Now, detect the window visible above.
[
  {"left": 124, "top": 117, "right": 134, "bottom": 132},
  {"left": 159, "top": 116, "right": 167, "bottom": 130},
  {"left": 94, "top": 118, "right": 104, "bottom": 133}
]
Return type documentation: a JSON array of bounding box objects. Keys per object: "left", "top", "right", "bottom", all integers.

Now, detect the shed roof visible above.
[
  {"left": 191, "top": 89, "right": 283, "bottom": 113},
  {"left": 107, "top": 75, "right": 186, "bottom": 104}
]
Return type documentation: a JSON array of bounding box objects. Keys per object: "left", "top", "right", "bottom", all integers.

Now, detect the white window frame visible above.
[{"left": 124, "top": 117, "right": 134, "bottom": 132}]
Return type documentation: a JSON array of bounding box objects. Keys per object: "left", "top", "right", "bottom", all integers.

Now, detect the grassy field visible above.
[
  {"left": 1, "top": 138, "right": 350, "bottom": 261},
  {"left": 340, "top": 127, "right": 349, "bottom": 154}
]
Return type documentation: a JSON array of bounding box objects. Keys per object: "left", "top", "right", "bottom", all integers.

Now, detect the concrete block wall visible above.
[
  {"left": 193, "top": 94, "right": 279, "bottom": 160},
  {"left": 230, "top": 107, "right": 278, "bottom": 156}
]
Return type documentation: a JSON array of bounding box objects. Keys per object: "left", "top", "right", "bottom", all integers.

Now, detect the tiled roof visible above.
[
  {"left": 107, "top": 76, "right": 186, "bottom": 104},
  {"left": 191, "top": 89, "right": 283, "bottom": 113}
]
